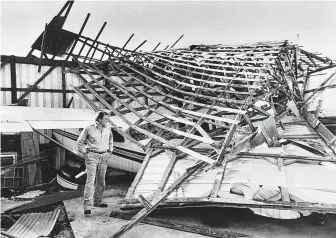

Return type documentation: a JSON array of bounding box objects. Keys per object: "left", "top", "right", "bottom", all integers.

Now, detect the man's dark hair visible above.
[{"left": 95, "top": 111, "right": 109, "bottom": 122}]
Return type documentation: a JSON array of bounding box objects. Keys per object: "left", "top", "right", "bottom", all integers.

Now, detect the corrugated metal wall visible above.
[
  {"left": 0, "top": 62, "right": 150, "bottom": 111},
  {"left": 1, "top": 63, "right": 93, "bottom": 109}
]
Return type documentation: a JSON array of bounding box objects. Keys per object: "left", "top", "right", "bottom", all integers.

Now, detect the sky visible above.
[{"left": 1, "top": 1, "right": 336, "bottom": 59}]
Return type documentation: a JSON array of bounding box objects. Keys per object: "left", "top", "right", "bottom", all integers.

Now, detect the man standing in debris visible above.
[{"left": 77, "top": 111, "right": 114, "bottom": 215}]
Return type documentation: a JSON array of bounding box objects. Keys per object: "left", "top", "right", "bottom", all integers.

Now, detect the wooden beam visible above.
[
  {"left": 116, "top": 34, "right": 134, "bottom": 57},
  {"left": 307, "top": 64, "right": 336, "bottom": 75},
  {"left": 136, "top": 194, "right": 153, "bottom": 211},
  {"left": 65, "top": 13, "right": 91, "bottom": 61},
  {"left": 152, "top": 42, "right": 161, "bottom": 52},
  {"left": 151, "top": 152, "right": 177, "bottom": 199},
  {"left": 38, "top": 23, "right": 48, "bottom": 73},
  {"left": 111, "top": 161, "right": 205, "bottom": 238},
  {"left": 1, "top": 55, "right": 76, "bottom": 68},
  {"left": 10, "top": 56, "right": 17, "bottom": 104},
  {"left": 304, "top": 84, "right": 336, "bottom": 94},
  {"left": 62, "top": 61, "right": 67, "bottom": 107},
  {"left": 119, "top": 196, "right": 336, "bottom": 213},
  {"left": 0, "top": 87, "right": 91, "bottom": 94},
  {"left": 114, "top": 59, "right": 251, "bottom": 105},
  {"left": 100, "top": 44, "right": 109, "bottom": 61},
  {"left": 299, "top": 49, "right": 330, "bottom": 64},
  {"left": 125, "top": 149, "right": 154, "bottom": 199},
  {"left": 17, "top": 65, "right": 57, "bottom": 101},
  {"left": 78, "top": 64, "right": 213, "bottom": 161},
  {"left": 20, "top": 132, "right": 42, "bottom": 186},
  {"left": 72, "top": 78, "right": 145, "bottom": 149},
  {"left": 83, "top": 22, "right": 107, "bottom": 63},
  {"left": 236, "top": 151, "right": 335, "bottom": 162},
  {"left": 305, "top": 70, "right": 336, "bottom": 103},
  {"left": 294, "top": 47, "right": 299, "bottom": 79},
  {"left": 112, "top": 62, "right": 247, "bottom": 113},
  {"left": 70, "top": 85, "right": 100, "bottom": 111},
  {"left": 132, "top": 40, "right": 147, "bottom": 54},
  {"left": 302, "top": 108, "right": 336, "bottom": 153},
  {"left": 56, "top": 0, "right": 72, "bottom": 17},
  {"left": 170, "top": 35, "right": 184, "bottom": 49},
  {"left": 31, "top": 127, "right": 85, "bottom": 159},
  {"left": 146, "top": 54, "right": 267, "bottom": 82},
  {"left": 210, "top": 132, "right": 257, "bottom": 198},
  {"left": 55, "top": 146, "right": 66, "bottom": 170},
  {"left": 1, "top": 56, "right": 11, "bottom": 68},
  {"left": 62, "top": 0, "right": 74, "bottom": 19},
  {"left": 66, "top": 96, "right": 74, "bottom": 108}
]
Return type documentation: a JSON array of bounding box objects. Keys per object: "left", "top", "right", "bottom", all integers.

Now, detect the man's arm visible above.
[
  {"left": 108, "top": 129, "right": 114, "bottom": 153},
  {"left": 77, "top": 127, "right": 89, "bottom": 154}
]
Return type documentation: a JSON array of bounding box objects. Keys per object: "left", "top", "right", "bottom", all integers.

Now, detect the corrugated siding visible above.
[
  {"left": 2, "top": 208, "right": 60, "bottom": 238},
  {"left": 1, "top": 63, "right": 92, "bottom": 109},
  {"left": 1, "top": 63, "right": 12, "bottom": 104},
  {"left": 1, "top": 62, "right": 161, "bottom": 111}
]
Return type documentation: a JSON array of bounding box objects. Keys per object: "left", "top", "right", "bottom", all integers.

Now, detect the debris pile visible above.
[{"left": 1, "top": 1, "right": 336, "bottom": 237}]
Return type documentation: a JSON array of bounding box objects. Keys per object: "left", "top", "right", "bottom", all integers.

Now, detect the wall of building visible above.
[
  {"left": 1, "top": 62, "right": 96, "bottom": 109},
  {"left": 0, "top": 61, "right": 149, "bottom": 111}
]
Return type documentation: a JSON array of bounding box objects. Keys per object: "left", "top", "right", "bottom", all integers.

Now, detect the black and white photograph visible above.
[{"left": 0, "top": 1, "right": 335, "bottom": 237}]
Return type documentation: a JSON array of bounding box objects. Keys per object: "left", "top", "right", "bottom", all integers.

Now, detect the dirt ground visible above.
[{"left": 63, "top": 175, "right": 336, "bottom": 238}]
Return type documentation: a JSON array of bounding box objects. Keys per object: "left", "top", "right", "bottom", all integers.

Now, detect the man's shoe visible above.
[
  {"left": 84, "top": 209, "right": 91, "bottom": 215},
  {"left": 94, "top": 203, "right": 108, "bottom": 208}
]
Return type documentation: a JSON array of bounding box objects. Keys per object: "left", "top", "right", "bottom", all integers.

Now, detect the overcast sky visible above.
[{"left": 1, "top": 1, "right": 336, "bottom": 59}]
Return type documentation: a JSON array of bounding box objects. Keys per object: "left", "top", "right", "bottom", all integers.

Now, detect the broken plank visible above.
[
  {"left": 236, "top": 151, "right": 335, "bottom": 162},
  {"left": 151, "top": 152, "right": 177, "bottom": 199},
  {"left": 119, "top": 197, "right": 336, "bottom": 213},
  {"left": 126, "top": 149, "right": 154, "bottom": 199}
]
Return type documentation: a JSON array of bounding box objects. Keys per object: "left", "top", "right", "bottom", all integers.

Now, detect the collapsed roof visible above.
[{"left": 26, "top": 0, "right": 336, "bottom": 232}]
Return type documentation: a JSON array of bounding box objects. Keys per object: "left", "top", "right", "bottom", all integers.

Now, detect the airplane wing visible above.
[{"left": 0, "top": 106, "right": 96, "bottom": 132}]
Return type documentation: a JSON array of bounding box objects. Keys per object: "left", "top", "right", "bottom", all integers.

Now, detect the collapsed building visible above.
[{"left": 1, "top": 1, "right": 336, "bottom": 237}]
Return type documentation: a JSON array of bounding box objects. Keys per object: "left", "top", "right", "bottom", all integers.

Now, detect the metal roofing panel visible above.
[{"left": 2, "top": 209, "right": 60, "bottom": 238}]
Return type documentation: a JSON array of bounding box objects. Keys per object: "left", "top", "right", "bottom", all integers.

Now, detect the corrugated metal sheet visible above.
[
  {"left": 0, "top": 198, "right": 33, "bottom": 213},
  {"left": 1, "top": 208, "right": 60, "bottom": 238},
  {"left": 1, "top": 63, "right": 92, "bottom": 109}
]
